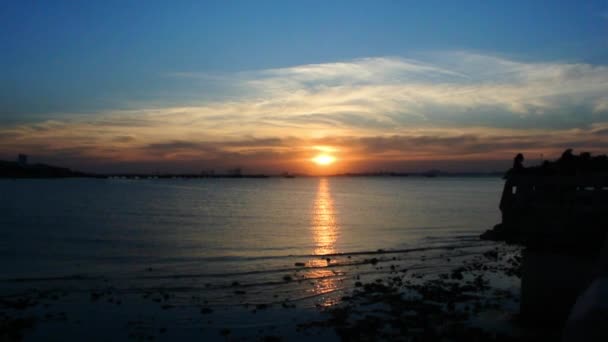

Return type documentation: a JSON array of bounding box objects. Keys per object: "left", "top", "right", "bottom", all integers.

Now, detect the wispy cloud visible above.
[
  {"left": 166, "top": 52, "right": 608, "bottom": 130},
  {"left": 2, "top": 52, "right": 608, "bottom": 172}
]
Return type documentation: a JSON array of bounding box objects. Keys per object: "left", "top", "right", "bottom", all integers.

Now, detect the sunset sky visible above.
[{"left": 2, "top": 1, "right": 608, "bottom": 174}]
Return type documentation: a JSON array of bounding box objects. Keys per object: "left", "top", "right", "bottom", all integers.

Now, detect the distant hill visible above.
[{"left": 0, "top": 160, "right": 90, "bottom": 178}]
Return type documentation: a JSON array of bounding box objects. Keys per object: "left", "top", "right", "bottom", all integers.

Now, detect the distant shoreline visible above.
[
  {"left": 0, "top": 173, "right": 504, "bottom": 179},
  {"left": 102, "top": 172, "right": 504, "bottom": 179},
  {"left": 0, "top": 159, "right": 504, "bottom": 179}
]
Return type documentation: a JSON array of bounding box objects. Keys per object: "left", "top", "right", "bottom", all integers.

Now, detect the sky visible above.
[{"left": 1, "top": 0, "right": 608, "bottom": 174}]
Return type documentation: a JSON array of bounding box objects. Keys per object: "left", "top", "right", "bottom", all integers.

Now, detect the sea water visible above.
[{"left": 0, "top": 177, "right": 503, "bottom": 305}]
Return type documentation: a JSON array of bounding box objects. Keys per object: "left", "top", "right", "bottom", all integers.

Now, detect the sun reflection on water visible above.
[
  {"left": 312, "top": 178, "right": 338, "bottom": 256},
  {"left": 309, "top": 178, "right": 341, "bottom": 306}
]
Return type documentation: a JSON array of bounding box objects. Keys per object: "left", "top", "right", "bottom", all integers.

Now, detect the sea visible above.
[{"left": 0, "top": 177, "right": 510, "bottom": 340}]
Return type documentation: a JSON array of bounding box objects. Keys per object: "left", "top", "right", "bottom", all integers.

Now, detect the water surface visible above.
[{"left": 0, "top": 177, "right": 502, "bottom": 302}]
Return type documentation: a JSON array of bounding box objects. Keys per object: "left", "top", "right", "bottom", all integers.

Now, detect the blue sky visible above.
[
  {"left": 1, "top": 1, "right": 608, "bottom": 173},
  {"left": 2, "top": 0, "right": 606, "bottom": 117}
]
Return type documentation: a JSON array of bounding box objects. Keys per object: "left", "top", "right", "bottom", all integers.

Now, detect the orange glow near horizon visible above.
[{"left": 312, "top": 154, "right": 336, "bottom": 166}]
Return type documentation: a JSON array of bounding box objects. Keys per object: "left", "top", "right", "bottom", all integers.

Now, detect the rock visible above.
[
  {"left": 483, "top": 250, "right": 498, "bottom": 260},
  {"left": 450, "top": 268, "right": 465, "bottom": 280},
  {"left": 90, "top": 292, "right": 102, "bottom": 302}
]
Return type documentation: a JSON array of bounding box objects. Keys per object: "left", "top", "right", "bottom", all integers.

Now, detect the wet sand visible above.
[{"left": 0, "top": 241, "right": 539, "bottom": 341}]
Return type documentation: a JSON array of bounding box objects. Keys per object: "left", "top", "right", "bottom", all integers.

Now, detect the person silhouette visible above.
[
  {"left": 504, "top": 153, "right": 525, "bottom": 179},
  {"left": 513, "top": 153, "right": 524, "bottom": 172}
]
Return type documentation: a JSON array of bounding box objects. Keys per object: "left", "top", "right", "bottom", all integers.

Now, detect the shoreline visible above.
[{"left": 1, "top": 242, "right": 532, "bottom": 341}]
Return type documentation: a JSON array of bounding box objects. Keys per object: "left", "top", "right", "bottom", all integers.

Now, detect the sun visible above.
[{"left": 312, "top": 154, "right": 336, "bottom": 166}]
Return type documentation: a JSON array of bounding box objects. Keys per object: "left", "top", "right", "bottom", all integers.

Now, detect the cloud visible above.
[
  {"left": 3, "top": 121, "right": 607, "bottom": 173},
  {"left": 112, "top": 135, "right": 137, "bottom": 143},
  {"left": 2, "top": 52, "right": 608, "bottom": 172},
  {"left": 159, "top": 55, "right": 606, "bottom": 129},
  {"left": 160, "top": 53, "right": 608, "bottom": 133}
]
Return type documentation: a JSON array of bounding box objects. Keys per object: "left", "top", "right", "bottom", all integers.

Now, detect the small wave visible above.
[
  {"left": 2, "top": 274, "right": 99, "bottom": 282},
  {"left": 1, "top": 241, "right": 492, "bottom": 285},
  {"left": 137, "top": 242, "right": 487, "bottom": 280}
]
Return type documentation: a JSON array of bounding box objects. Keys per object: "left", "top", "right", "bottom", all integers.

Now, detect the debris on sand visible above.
[{"left": 298, "top": 246, "right": 540, "bottom": 341}]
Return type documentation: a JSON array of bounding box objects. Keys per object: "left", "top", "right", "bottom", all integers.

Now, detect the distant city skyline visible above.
[{"left": 2, "top": 1, "right": 608, "bottom": 174}]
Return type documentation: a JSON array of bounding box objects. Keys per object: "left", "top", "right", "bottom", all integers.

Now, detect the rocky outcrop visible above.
[{"left": 481, "top": 150, "right": 608, "bottom": 256}]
